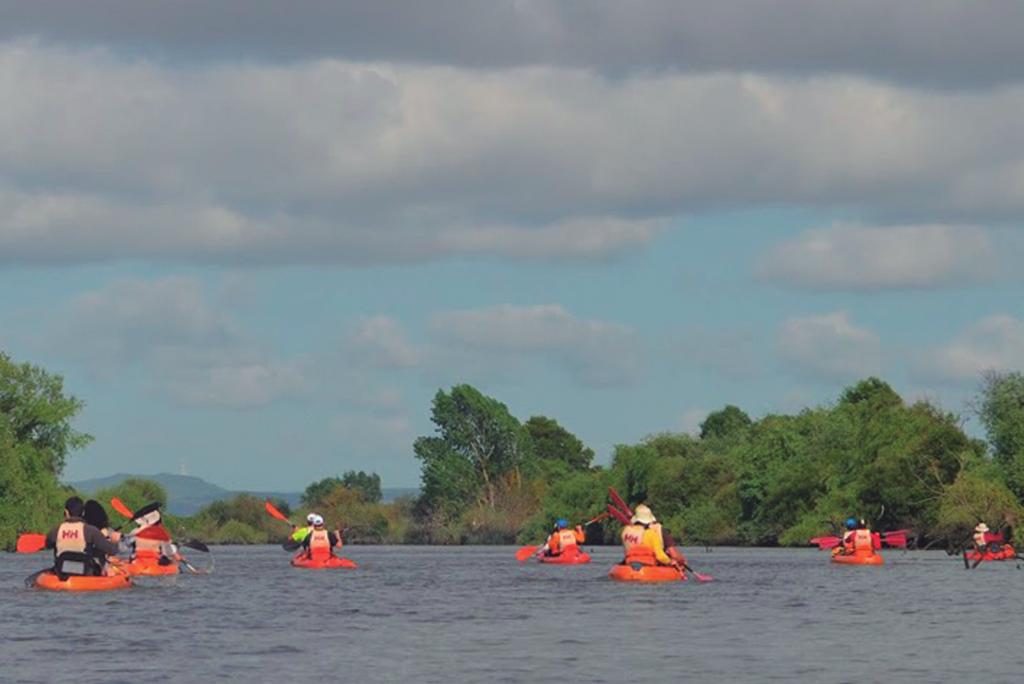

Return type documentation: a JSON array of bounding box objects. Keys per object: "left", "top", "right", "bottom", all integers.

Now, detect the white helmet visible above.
[
  {"left": 306, "top": 513, "right": 317, "bottom": 524},
  {"left": 312, "top": 515, "right": 325, "bottom": 526}
]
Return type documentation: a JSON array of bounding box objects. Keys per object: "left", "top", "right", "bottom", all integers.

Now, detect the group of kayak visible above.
[
  {"left": 516, "top": 488, "right": 713, "bottom": 583},
  {"left": 811, "top": 518, "right": 1019, "bottom": 568},
  {"left": 17, "top": 495, "right": 209, "bottom": 592}
]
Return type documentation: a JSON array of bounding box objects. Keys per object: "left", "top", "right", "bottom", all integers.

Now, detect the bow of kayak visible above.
[
  {"left": 291, "top": 555, "right": 358, "bottom": 570},
  {"left": 831, "top": 552, "right": 884, "bottom": 565},
  {"left": 608, "top": 563, "right": 685, "bottom": 582},
  {"left": 34, "top": 572, "right": 133, "bottom": 592}
]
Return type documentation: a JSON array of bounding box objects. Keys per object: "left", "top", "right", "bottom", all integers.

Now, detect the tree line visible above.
[{"left": 2, "top": 349, "right": 1022, "bottom": 550}]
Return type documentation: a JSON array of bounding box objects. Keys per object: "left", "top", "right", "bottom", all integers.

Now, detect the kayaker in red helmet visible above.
[
  {"left": 619, "top": 504, "right": 682, "bottom": 571},
  {"left": 45, "top": 496, "right": 122, "bottom": 577},
  {"left": 538, "top": 519, "right": 585, "bottom": 559},
  {"left": 301, "top": 515, "right": 343, "bottom": 561}
]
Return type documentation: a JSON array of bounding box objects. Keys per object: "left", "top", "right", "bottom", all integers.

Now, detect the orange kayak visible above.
[
  {"left": 831, "top": 551, "right": 884, "bottom": 565},
  {"left": 121, "top": 559, "right": 180, "bottom": 576},
  {"left": 608, "top": 563, "right": 685, "bottom": 582},
  {"left": 291, "top": 554, "right": 358, "bottom": 570},
  {"left": 538, "top": 548, "right": 591, "bottom": 565},
  {"left": 966, "top": 545, "right": 1017, "bottom": 562},
  {"left": 34, "top": 572, "right": 133, "bottom": 592}
]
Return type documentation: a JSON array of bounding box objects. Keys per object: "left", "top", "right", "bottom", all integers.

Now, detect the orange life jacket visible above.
[
  {"left": 308, "top": 528, "right": 332, "bottom": 560},
  {"left": 134, "top": 536, "right": 163, "bottom": 561},
  {"left": 621, "top": 524, "right": 657, "bottom": 565},
  {"left": 556, "top": 529, "right": 580, "bottom": 551},
  {"left": 853, "top": 529, "right": 874, "bottom": 553},
  {"left": 56, "top": 521, "right": 87, "bottom": 555}
]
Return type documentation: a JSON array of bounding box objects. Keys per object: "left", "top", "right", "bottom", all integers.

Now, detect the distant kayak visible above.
[
  {"left": 119, "top": 559, "right": 180, "bottom": 576},
  {"left": 966, "top": 545, "right": 1017, "bottom": 562},
  {"left": 608, "top": 563, "right": 685, "bottom": 582},
  {"left": 831, "top": 552, "right": 884, "bottom": 566},
  {"left": 537, "top": 548, "right": 591, "bottom": 565},
  {"left": 34, "top": 572, "right": 132, "bottom": 592},
  {"left": 291, "top": 554, "right": 358, "bottom": 570}
]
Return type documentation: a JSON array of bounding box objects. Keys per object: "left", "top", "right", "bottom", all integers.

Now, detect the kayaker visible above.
[
  {"left": 121, "top": 507, "right": 179, "bottom": 566},
  {"left": 291, "top": 512, "right": 318, "bottom": 543},
  {"left": 972, "top": 522, "right": 992, "bottom": 554},
  {"left": 837, "top": 518, "right": 877, "bottom": 556},
  {"left": 619, "top": 504, "right": 681, "bottom": 570},
  {"left": 300, "top": 515, "right": 343, "bottom": 561},
  {"left": 539, "top": 519, "right": 585, "bottom": 558},
  {"left": 45, "top": 496, "right": 122, "bottom": 577}
]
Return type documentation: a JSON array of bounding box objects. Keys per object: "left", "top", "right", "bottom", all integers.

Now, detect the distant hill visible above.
[{"left": 69, "top": 472, "right": 418, "bottom": 516}]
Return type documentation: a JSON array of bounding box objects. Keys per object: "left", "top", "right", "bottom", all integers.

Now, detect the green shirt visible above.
[{"left": 291, "top": 526, "right": 312, "bottom": 542}]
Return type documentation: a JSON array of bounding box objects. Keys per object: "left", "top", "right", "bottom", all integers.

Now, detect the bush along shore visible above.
[{"left": 3, "top": 349, "right": 1022, "bottom": 551}]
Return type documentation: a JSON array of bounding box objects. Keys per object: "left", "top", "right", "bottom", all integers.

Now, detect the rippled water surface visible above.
[{"left": 3, "top": 546, "right": 1023, "bottom": 683}]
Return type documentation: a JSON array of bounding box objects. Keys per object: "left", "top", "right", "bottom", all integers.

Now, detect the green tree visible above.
[
  {"left": 414, "top": 385, "right": 532, "bottom": 512},
  {"left": 524, "top": 415, "right": 594, "bottom": 470},
  {"left": 700, "top": 405, "right": 752, "bottom": 440},
  {"left": 976, "top": 371, "right": 1024, "bottom": 500},
  {"left": 0, "top": 352, "right": 91, "bottom": 550},
  {"left": 341, "top": 470, "right": 382, "bottom": 503}
]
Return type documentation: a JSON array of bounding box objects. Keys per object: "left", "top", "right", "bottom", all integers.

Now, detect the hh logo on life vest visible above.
[{"left": 61, "top": 530, "right": 80, "bottom": 539}]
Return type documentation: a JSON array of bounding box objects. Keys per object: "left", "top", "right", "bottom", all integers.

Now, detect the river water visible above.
[{"left": 3, "top": 546, "right": 1022, "bottom": 683}]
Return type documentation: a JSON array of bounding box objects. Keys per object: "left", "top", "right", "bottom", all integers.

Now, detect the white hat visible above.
[
  {"left": 312, "top": 515, "right": 325, "bottom": 526},
  {"left": 975, "top": 522, "right": 989, "bottom": 533},
  {"left": 631, "top": 504, "right": 656, "bottom": 525},
  {"left": 306, "top": 513, "right": 317, "bottom": 524}
]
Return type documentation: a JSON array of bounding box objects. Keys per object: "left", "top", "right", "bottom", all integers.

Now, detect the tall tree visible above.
[
  {"left": 976, "top": 371, "right": 1024, "bottom": 500},
  {"left": 414, "top": 385, "right": 531, "bottom": 512},
  {"left": 524, "top": 415, "right": 594, "bottom": 470}
]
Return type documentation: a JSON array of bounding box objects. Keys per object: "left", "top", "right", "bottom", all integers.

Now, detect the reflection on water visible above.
[{"left": 3, "top": 546, "right": 1023, "bottom": 683}]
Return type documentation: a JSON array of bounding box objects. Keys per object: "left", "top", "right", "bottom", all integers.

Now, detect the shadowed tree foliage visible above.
[
  {"left": 524, "top": 415, "right": 594, "bottom": 470},
  {"left": 976, "top": 371, "right": 1024, "bottom": 501}
]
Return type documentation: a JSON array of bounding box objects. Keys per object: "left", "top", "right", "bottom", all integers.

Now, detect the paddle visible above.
[
  {"left": 679, "top": 560, "right": 714, "bottom": 582},
  {"left": 180, "top": 539, "right": 210, "bottom": 553},
  {"left": 608, "top": 487, "right": 633, "bottom": 518},
  {"left": 264, "top": 500, "right": 294, "bottom": 525},
  {"left": 16, "top": 533, "right": 47, "bottom": 554},
  {"left": 810, "top": 536, "right": 842, "bottom": 550},
  {"left": 606, "top": 503, "right": 631, "bottom": 526}
]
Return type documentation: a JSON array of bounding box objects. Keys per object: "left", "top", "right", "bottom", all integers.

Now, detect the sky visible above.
[{"left": 1, "top": 1, "right": 1023, "bottom": 490}]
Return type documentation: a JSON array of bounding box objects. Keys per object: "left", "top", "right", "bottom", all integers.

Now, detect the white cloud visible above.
[
  {"left": 431, "top": 304, "right": 641, "bottom": 387},
  {"left": 346, "top": 316, "right": 420, "bottom": 369},
  {"left": 778, "top": 311, "right": 882, "bottom": 381},
  {"left": 914, "top": 315, "right": 1024, "bottom": 384},
  {"left": 59, "top": 277, "right": 310, "bottom": 407},
  {"left": 4, "top": 43, "right": 1024, "bottom": 267},
  {"left": 757, "top": 224, "right": 996, "bottom": 291}
]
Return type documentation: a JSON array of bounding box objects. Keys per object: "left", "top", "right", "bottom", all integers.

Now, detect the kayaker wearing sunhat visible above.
[
  {"left": 973, "top": 522, "right": 991, "bottom": 554},
  {"left": 619, "top": 504, "right": 681, "bottom": 570}
]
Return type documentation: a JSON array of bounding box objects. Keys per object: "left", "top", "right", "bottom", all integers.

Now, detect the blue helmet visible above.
[
  {"left": 844, "top": 518, "right": 857, "bottom": 529},
  {"left": 555, "top": 519, "right": 569, "bottom": 529}
]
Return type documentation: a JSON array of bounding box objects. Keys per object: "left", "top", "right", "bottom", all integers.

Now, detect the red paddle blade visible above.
[
  {"left": 608, "top": 487, "right": 634, "bottom": 517},
  {"left": 110, "top": 497, "right": 134, "bottom": 519},
  {"left": 264, "top": 500, "right": 291, "bottom": 523},
  {"left": 16, "top": 533, "right": 46, "bottom": 554},
  {"left": 515, "top": 545, "right": 539, "bottom": 562},
  {"left": 606, "top": 503, "right": 631, "bottom": 525},
  {"left": 584, "top": 512, "right": 610, "bottom": 526},
  {"left": 810, "top": 536, "right": 842, "bottom": 550},
  {"left": 882, "top": 533, "right": 908, "bottom": 548}
]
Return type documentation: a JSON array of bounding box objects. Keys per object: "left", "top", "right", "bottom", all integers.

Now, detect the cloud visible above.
[
  {"left": 914, "top": 315, "right": 1024, "bottom": 384},
  {"left": 757, "top": 224, "right": 997, "bottom": 291},
  {"left": 778, "top": 311, "right": 882, "bottom": 381},
  {"left": 346, "top": 316, "right": 420, "bottom": 369},
  {"left": 3, "top": 2, "right": 1024, "bottom": 87},
  {"left": 5, "top": 43, "right": 1024, "bottom": 268},
  {"left": 59, "top": 277, "right": 310, "bottom": 407},
  {"left": 431, "top": 304, "right": 641, "bottom": 387},
  {"left": 677, "top": 327, "right": 761, "bottom": 380}
]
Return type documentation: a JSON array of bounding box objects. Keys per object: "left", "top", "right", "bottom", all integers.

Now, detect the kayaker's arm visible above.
[{"left": 85, "top": 525, "right": 120, "bottom": 556}]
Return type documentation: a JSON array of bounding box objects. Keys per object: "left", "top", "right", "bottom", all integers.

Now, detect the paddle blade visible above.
[
  {"left": 606, "top": 504, "right": 631, "bottom": 526},
  {"left": 264, "top": 500, "right": 291, "bottom": 523},
  {"left": 882, "top": 532, "right": 908, "bottom": 549},
  {"left": 608, "top": 487, "right": 634, "bottom": 517},
  {"left": 180, "top": 539, "right": 210, "bottom": 553},
  {"left": 584, "top": 512, "right": 610, "bottom": 527},
  {"left": 16, "top": 533, "right": 46, "bottom": 554},
  {"left": 515, "top": 545, "right": 539, "bottom": 562},
  {"left": 110, "top": 497, "right": 134, "bottom": 519},
  {"left": 810, "top": 536, "right": 841, "bottom": 550}
]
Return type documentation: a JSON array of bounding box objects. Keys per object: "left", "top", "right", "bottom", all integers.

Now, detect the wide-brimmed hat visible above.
[
  {"left": 631, "top": 504, "right": 656, "bottom": 525},
  {"left": 975, "top": 522, "right": 990, "bottom": 533}
]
